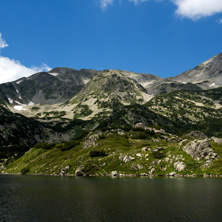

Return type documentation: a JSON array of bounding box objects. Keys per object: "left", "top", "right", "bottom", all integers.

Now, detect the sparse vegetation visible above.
[{"left": 2, "top": 129, "right": 222, "bottom": 177}]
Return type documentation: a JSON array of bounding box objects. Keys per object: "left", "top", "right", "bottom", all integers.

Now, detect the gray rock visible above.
[
  {"left": 137, "top": 164, "right": 143, "bottom": 170},
  {"left": 111, "top": 171, "right": 118, "bottom": 177},
  {"left": 59, "top": 165, "right": 70, "bottom": 176},
  {"left": 134, "top": 123, "right": 146, "bottom": 129},
  {"left": 82, "top": 132, "right": 101, "bottom": 149},
  {"left": 186, "top": 131, "right": 208, "bottom": 139},
  {"left": 149, "top": 168, "right": 155, "bottom": 175},
  {"left": 182, "top": 139, "right": 217, "bottom": 161},
  {"left": 152, "top": 147, "right": 166, "bottom": 152},
  {"left": 168, "top": 171, "right": 176, "bottom": 177},
  {"left": 211, "top": 137, "right": 222, "bottom": 144},
  {"left": 174, "top": 161, "right": 186, "bottom": 172},
  {"left": 142, "top": 147, "right": 147, "bottom": 151},
  {"left": 75, "top": 167, "right": 84, "bottom": 176},
  {"left": 119, "top": 154, "right": 135, "bottom": 163},
  {"left": 136, "top": 153, "right": 142, "bottom": 158}
]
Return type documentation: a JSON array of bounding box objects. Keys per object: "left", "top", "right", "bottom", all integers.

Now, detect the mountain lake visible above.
[{"left": 0, "top": 175, "right": 222, "bottom": 222}]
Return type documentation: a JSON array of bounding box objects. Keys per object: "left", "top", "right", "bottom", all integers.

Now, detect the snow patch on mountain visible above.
[
  {"left": 16, "top": 79, "right": 24, "bottom": 84},
  {"left": 49, "top": 72, "right": 58, "bottom": 76},
  {"left": 8, "top": 98, "right": 13, "bottom": 104},
  {"left": 14, "top": 105, "right": 25, "bottom": 111},
  {"left": 210, "top": 83, "right": 216, "bottom": 87}
]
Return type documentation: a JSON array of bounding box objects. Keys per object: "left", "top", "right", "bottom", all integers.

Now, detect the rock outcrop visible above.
[
  {"left": 211, "top": 137, "right": 222, "bottom": 144},
  {"left": 186, "top": 131, "right": 208, "bottom": 139},
  {"left": 182, "top": 139, "right": 218, "bottom": 161}
]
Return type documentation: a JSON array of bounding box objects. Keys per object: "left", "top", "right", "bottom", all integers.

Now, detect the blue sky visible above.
[{"left": 0, "top": 0, "right": 222, "bottom": 83}]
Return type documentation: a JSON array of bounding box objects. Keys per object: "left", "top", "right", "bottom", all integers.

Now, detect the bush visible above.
[
  {"left": 99, "top": 134, "right": 105, "bottom": 139},
  {"left": 34, "top": 143, "right": 55, "bottom": 150},
  {"left": 21, "top": 167, "right": 30, "bottom": 175},
  {"left": 131, "top": 132, "right": 147, "bottom": 139},
  {"left": 152, "top": 151, "right": 166, "bottom": 159},
  {"left": 145, "top": 129, "right": 155, "bottom": 136},
  {"left": 60, "top": 141, "right": 80, "bottom": 151},
  {"left": 134, "top": 127, "right": 145, "bottom": 132},
  {"left": 89, "top": 150, "right": 107, "bottom": 158}
]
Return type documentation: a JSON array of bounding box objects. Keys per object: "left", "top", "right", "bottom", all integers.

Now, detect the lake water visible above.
[{"left": 0, "top": 175, "right": 222, "bottom": 222}]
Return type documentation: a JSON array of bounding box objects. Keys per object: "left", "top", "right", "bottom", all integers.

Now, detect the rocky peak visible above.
[
  {"left": 171, "top": 53, "right": 222, "bottom": 86},
  {"left": 48, "top": 67, "right": 98, "bottom": 84}
]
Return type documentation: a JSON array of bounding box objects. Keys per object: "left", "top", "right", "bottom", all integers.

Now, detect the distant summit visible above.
[{"left": 172, "top": 53, "right": 222, "bottom": 87}]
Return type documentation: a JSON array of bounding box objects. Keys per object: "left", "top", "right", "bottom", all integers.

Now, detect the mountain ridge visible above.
[{"left": 1, "top": 53, "right": 222, "bottom": 176}]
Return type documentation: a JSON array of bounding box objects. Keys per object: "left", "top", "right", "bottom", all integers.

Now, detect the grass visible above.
[{"left": 2, "top": 129, "right": 222, "bottom": 176}]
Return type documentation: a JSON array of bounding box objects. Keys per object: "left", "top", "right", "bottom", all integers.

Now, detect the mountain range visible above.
[{"left": 1, "top": 53, "right": 222, "bottom": 176}]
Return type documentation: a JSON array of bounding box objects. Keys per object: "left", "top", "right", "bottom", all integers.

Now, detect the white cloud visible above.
[
  {"left": 99, "top": 0, "right": 114, "bottom": 10},
  {"left": 99, "top": 0, "right": 222, "bottom": 21},
  {"left": 99, "top": 0, "right": 150, "bottom": 9},
  {"left": 0, "top": 56, "right": 51, "bottom": 84},
  {"left": 0, "top": 33, "right": 8, "bottom": 49},
  {"left": 173, "top": 0, "right": 222, "bottom": 20},
  {"left": 0, "top": 33, "right": 51, "bottom": 84},
  {"left": 129, "top": 0, "right": 149, "bottom": 5}
]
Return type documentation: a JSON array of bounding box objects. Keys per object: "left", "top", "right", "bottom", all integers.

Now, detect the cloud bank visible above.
[
  {"left": 99, "top": 0, "right": 222, "bottom": 20},
  {"left": 0, "top": 57, "right": 51, "bottom": 84}
]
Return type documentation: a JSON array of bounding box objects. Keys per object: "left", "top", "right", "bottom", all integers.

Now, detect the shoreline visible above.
[{"left": 1, "top": 172, "right": 222, "bottom": 178}]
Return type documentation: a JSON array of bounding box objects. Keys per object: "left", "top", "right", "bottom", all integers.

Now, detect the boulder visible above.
[
  {"left": 119, "top": 154, "right": 135, "bottom": 163},
  {"left": 211, "top": 137, "right": 222, "bottom": 144},
  {"left": 174, "top": 161, "right": 186, "bottom": 172},
  {"left": 111, "top": 171, "right": 118, "bottom": 177},
  {"left": 149, "top": 168, "right": 155, "bottom": 175},
  {"left": 186, "top": 131, "right": 207, "bottom": 139},
  {"left": 137, "top": 164, "right": 143, "bottom": 170},
  {"left": 182, "top": 139, "right": 217, "bottom": 161},
  {"left": 59, "top": 165, "right": 70, "bottom": 176},
  {"left": 168, "top": 171, "right": 176, "bottom": 177},
  {"left": 134, "top": 123, "right": 146, "bottom": 129},
  {"left": 136, "top": 153, "right": 142, "bottom": 158},
  {"left": 75, "top": 167, "right": 85, "bottom": 176},
  {"left": 152, "top": 147, "right": 166, "bottom": 152}
]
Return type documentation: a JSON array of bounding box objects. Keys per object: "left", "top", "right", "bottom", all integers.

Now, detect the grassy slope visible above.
[{"left": 3, "top": 129, "right": 222, "bottom": 176}]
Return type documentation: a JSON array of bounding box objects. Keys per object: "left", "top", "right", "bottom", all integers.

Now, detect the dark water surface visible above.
[{"left": 0, "top": 175, "right": 222, "bottom": 222}]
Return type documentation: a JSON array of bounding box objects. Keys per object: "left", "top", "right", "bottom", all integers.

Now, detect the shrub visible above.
[
  {"left": 152, "top": 151, "right": 166, "bottom": 159},
  {"left": 60, "top": 141, "right": 80, "bottom": 151},
  {"left": 145, "top": 129, "right": 155, "bottom": 136},
  {"left": 89, "top": 150, "right": 107, "bottom": 158},
  {"left": 21, "top": 167, "right": 30, "bottom": 175},
  {"left": 99, "top": 134, "right": 105, "bottom": 139},
  {"left": 33, "top": 143, "right": 55, "bottom": 150},
  {"left": 131, "top": 132, "right": 147, "bottom": 139},
  {"left": 134, "top": 127, "right": 145, "bottom": 132}
]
